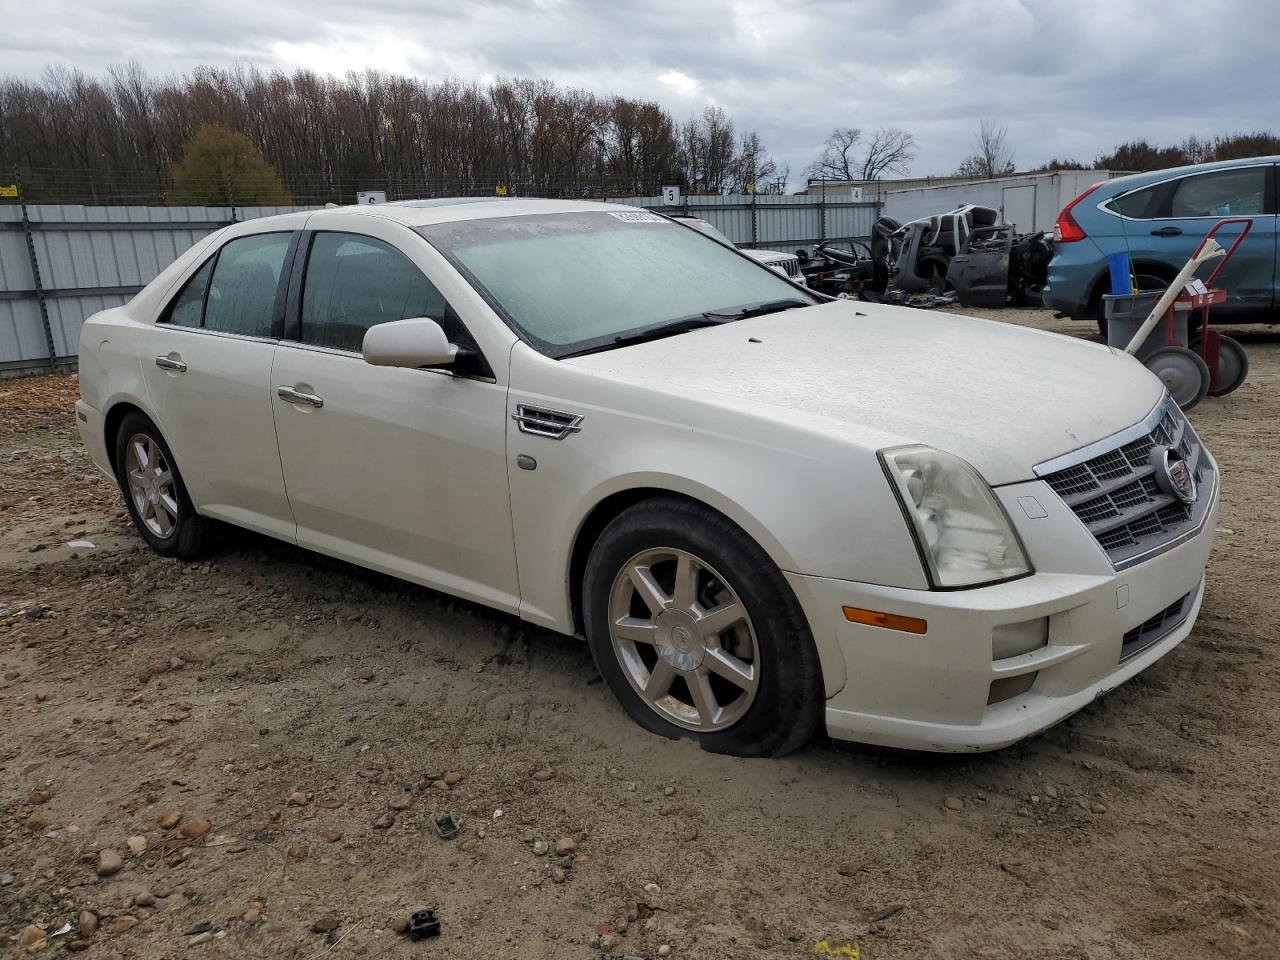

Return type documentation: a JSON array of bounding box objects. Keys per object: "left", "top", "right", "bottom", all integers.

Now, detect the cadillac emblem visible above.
[{"left": 1150, "top": 445, "right": 1197, "bottom": 504}]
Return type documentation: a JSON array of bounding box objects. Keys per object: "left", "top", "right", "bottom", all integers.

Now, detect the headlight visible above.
[{"left": 880, "top": 446, "right": 1031, "bottom": 588}]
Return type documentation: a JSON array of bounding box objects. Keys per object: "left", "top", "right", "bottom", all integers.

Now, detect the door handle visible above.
[
  {"left": 1150, "top": 226, "right": 1182, "bottom": 237},
  {"left": 155, "top": 355, "right": 187, "bottom": 372},
  {"left": 277, "top": 385, "right": 324, "bottom": 408}
]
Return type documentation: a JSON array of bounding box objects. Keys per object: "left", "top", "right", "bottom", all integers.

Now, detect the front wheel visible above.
[{"left": 582, "top": 497, "right": 823, "bottom": 757}]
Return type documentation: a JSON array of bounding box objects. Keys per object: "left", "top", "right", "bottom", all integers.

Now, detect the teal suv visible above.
[{"left": 1045, "top": 157, "right": 1278, "bottom": 332}]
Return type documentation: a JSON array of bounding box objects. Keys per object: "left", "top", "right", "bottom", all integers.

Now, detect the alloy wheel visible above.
[
  {"left": 124, "top": 433, "right": 179, "bottom": 539},
  {"left": 607, "top": 548, "right": 760, "bottom": 732}
]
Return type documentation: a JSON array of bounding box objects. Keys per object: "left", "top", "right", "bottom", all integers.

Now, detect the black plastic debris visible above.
[
  {"left": 408, "top": 908, "right": 441, "bottom": 940},
  {"left": 433, "top": 813, "right": 461, "bottom": 840}
]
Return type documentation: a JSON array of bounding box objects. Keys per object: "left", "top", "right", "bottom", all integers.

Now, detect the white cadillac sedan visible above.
[{"left": 75, "top": 198, "right": 1218, "bottom": 756}]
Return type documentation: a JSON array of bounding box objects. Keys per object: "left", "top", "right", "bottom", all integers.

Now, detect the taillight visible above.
[{"left": 1054, "top": 182, "right": 1102, "bottom": 242}]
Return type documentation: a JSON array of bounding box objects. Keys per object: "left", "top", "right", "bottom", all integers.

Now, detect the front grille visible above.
[
  {"left": 1121, "top": 590, "right": 1194, "bottom": 661},
  {"left": 1038, "top": 397, "right": 1213, "bottom": 569}
]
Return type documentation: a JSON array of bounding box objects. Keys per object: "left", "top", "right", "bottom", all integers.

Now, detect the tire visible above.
[
  {"left": 113, "top": 411, "right": 218, "bottom": 559},
  {"left": 1206, "top": 335, "right": 1248, "bottom": 397},
  {"left": 1144, "top": 346, "right": 1210, "bottom": 411},
  {"left": 582, "top": 496, "right": 823, "bottom": 758}
]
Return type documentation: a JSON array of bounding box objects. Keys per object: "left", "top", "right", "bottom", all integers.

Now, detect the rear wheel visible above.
[
  {"left": 582, "top": 497, "right": 823, "bottom": 757},
  {"left": 1144, "top": 346, "right": 1210, "bottom": 410},
  {"left": 114, "top": 411, "right": 217, "bottom": 559},
  {"left": 1206, "top": 335, "right": 1249, "bottom": 397}
]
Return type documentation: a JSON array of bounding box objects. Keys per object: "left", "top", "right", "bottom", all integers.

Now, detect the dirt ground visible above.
[{"left": 2, "top": 309, "right": 1279, "bottom": 959}]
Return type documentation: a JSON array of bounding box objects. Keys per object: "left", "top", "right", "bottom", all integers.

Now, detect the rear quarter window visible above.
[{"left": 1105, "top": 185, "right": 1164, "bottom": 219}]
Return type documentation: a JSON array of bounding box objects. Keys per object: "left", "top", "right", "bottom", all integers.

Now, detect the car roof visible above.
[
  {"left": 1101, "top": 155, "right": 1280, "bottom": 193},
  {"left": 296, "top": 196, "right": 637, "bottom": 228}
]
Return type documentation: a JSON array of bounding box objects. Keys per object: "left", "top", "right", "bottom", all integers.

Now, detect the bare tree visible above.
[
  {"left": 858, "top": 127, "right": 916, "bottom": 180},
  {"left": 807, "top": 126, "right": 916, "bottom": 183},
  {"left": 729, "top": 130, "right": 777, "bottom": 194},
  {"left": 806, "top": 127, "right": 861, "bottom": 181},
  {"left": 956, "top": 119, "right": 1015, "bottom": 179}
]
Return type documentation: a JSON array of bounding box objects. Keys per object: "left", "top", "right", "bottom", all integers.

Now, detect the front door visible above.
[
  {"left": 270, "top": 226, "right": 519, "bottom": 612},
  {"left": 139, "top": 231, "right": 297, "bottom": 540}
]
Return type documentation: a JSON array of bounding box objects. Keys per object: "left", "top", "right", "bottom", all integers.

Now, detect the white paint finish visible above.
[
  {"left": 803, "top": 475, "right": 1216, "bottom": 751},
  {"left": 139, "top": 326, "right": 296, "bottom": 541},
  {"left": 565, "top": 300, "right": 1164, "bottom": 486},
  {"left": 361, "top": 317, "right": 457, "bottom": 368},
  {"left": 506, "top": 336, "right": 929, "bottom": 648},
  {"left": 270, "top": 344, "right": 520, "bottom": 614}
]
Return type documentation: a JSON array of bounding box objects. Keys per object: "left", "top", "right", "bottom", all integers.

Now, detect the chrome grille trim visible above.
[
  {"left": 1035, "top": 394, "right": 1216, "bottom": 570},
  {"left": 512, "top": 403, "right": 583, "bottom": 440}
]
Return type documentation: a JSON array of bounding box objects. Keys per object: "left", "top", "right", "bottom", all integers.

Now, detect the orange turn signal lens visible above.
[{"left": 842, "top": 606, "right": 927, "bottom": 635}]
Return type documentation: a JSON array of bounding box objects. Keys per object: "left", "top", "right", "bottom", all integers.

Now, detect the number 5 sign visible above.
[{"left": 661, "top": 185, "right": 681, "bottom": 205}]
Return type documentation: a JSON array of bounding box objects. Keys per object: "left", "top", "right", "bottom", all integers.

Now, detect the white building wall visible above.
[{"left": 881, "top": 170, "right": 1128, "bottom": 234}]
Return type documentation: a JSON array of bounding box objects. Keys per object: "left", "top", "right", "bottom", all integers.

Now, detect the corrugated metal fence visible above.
[
  {"left": 0, "top": 194, "right": 879, "bottom": 377},
  {"left": 609, "top": 193, "right": 880, "bottom": 255},
  {"left": 0, "top": 203, "right": 305, "bottom": 377}
]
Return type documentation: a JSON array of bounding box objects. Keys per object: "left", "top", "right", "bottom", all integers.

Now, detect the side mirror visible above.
[{"left": 362, "top": 318, "right": 458, "bottom": 369}]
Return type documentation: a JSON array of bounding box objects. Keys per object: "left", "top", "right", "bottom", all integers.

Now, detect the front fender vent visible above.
[{"left": 512, "top": 403, "right": 583, "bottom": 440}]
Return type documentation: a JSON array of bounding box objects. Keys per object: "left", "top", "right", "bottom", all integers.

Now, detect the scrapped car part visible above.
[
  {"left": 433, "top": 813, "right": 461, "bottom": 840},
  {"left": 891, "top": 205, "right": 999, "bottom": 294},
  {"left": 948, "top": 228, "right": 1012, "bottom": 309},
  {"left": 797, "top": 240, "right": 875, "bottom": 297},
  {"left": 407, "top": 909, "right": 441, "bottom": 941},
  {"left": 879, "top": 205, "right": 1052, "bottom": 307}
]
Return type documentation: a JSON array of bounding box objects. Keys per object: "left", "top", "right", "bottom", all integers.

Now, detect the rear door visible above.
[
  {"left": 140, "top": 230, "right": 298, "bottom": 540},
  {"left": 1107, "top": 164, "right": 1276, "bottom": 310}
]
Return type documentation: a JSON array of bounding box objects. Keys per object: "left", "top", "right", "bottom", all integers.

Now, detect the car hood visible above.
[
  {"left": 564, "top": 301, "right": 1163, "bottom": 485},
  {"left": 742, "top": 249, "right": 795, "bottom": 264}
]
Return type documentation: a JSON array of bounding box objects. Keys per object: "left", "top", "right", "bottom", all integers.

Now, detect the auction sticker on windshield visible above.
[{"left": 607, "top": 210, "right": 666, "bottom": 223}]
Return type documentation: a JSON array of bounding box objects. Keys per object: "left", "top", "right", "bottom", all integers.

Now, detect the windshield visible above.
[
  {"left": 419, "top": 211, "right": 816, "bottom": 356},
  {"left": 676, "top": 217, "right": 736, "bottom": 248}
]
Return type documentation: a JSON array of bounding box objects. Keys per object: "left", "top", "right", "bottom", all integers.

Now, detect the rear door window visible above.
[
  {"left": 203, "top": 233, "right": 292, "bottom": 337},
  {"left": 1169, "top": 167, "right": 1267, "bottom": 218},
  {"left": 298, "top": 232, "right": 455, "bottom": 352}
]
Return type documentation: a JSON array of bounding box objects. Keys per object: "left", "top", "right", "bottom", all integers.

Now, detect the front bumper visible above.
[{"left": 787, "top": 472, "right": 1218, "bottom": 752}]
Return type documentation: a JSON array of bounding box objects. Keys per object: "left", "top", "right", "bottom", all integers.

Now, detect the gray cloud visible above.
[{"left": 3, "top": 0, "right": 1276, "bottom": 184}]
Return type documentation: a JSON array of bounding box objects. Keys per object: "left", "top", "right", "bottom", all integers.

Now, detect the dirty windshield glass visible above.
[{"left": 419, "top": 211, "right": 815, "bottom": 356}]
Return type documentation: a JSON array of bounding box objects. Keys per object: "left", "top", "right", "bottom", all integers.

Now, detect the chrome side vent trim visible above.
[{"left": 512, "top": 403, "right": 583, "bottom": 440}]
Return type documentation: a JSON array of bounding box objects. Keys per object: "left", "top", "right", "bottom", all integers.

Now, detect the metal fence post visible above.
[
  {"left": 17, "top": 176, "right": 58, "bottom": 370},
  {"left": 750, "top": 192, "right": 758, "bottom": 247},
  {"left": 819, "top": 191, "right": 827, "bottom": 243}
]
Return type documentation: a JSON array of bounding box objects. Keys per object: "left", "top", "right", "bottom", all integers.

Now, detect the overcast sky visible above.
[{"left": 2, "top": 0, "right": 1276, "bottom": 186}]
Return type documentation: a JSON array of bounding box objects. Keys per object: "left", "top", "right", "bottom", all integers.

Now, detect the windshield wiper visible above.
[
  {"left": 702, "top": 298, "right": 810, "bottom": 321},
  {"left": 560, "top": 315, "right": 728, "bottom": 357}
]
